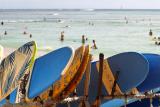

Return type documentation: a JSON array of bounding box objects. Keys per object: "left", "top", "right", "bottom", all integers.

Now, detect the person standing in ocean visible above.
[
  {"left": 82, "top": 35, "right": 85, "bottom": 44},
  {"left": 1, "top": 21, "right": 4, "bottom": 26},
  {"left": 92, "top": 40, "right": 98, "bottom": 49},
  {"left": 29, "top": 34, "right": 32, "bottom": 38},
  {"left": 149, "top": 29, "right": 153, "bottom": 36},
  {"left": 4, "top": 31, "right": 7, "bottom": 35},
  {"left": 60, "top": 31, "right": 64, "bottom": 41}
]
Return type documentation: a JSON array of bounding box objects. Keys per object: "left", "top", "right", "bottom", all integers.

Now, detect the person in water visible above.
[
  {"left": 30, "top": 34, "right": 32, "bottom": 38},
  {"left": 92, "top": 40, "right": 98, "bottom": 49},
  {"left": 60, "top": 31, "right": 64, "bottom": 41},
  {"left": 86, "top": 37, "right": 88, "bottom": 41},
  {"left": 4, "top": 31, "right": 7, "bottom": 35},
  {"left": 1, "top": 21, "right": 4, "bottom": 26},
  {"left": 149, "top": 29, "right": 153, "bottom": 36},
  {"left": 23, "top": 31, "right": 27, "bottom": 35},
  {"left": 82, "top": 35, "right": 85, "bottom": 44}
]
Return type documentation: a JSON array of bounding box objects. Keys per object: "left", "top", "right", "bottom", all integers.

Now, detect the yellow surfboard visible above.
[{"left": 25, "top": 45, "right": 85, "bottom": 104}]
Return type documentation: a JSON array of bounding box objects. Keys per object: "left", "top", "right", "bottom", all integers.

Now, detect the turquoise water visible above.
[{"left": 0, "top": 9, "right": 160, "bottom": 58}]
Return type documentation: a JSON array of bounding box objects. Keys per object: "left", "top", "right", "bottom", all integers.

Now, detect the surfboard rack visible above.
[
  {"left": 91, "top": 53, "right": 104, "bottom": 107},
  {"left": 3, "top": 52, "right": 160, "bottom": 107}
]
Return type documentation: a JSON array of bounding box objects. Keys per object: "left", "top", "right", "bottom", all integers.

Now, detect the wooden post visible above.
[{"left": 95, "top": 53, "right": 104, "bottom": 107}]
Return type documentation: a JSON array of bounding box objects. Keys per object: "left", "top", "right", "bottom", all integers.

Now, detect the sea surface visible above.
[{"left": 0, "top": 9, "right": 160, "bottom": 58}]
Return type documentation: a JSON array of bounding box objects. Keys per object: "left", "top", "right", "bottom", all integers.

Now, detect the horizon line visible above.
[{"left": 1, "top": 8, "right": 160, "bottom": 10}]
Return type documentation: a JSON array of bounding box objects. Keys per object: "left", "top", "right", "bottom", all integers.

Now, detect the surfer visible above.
[
  {"left": 60, "top": 31, "right": 64, "bottom": 41},
  {"left": 82, "top": 35, "right": 85, "bottom": 44},
  {"left": 91, "top": 40, "right": 98, "bottom": 49},
  {"left": 149, "top": 29, "right": 153, "bottom": 36}
]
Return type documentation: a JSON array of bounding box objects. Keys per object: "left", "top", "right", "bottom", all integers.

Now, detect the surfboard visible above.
[
  {"left": 61, "top": 45, "right": 90, "bottom": 99},
  {"left": 115, "top": 53, "right": 160, "bottom": 107},
  {"left": 0, "top": 45, "right": 3, "bottom": 62},
  {"left": 101, "top": 53, "right": 160, "bottom": 107},
  {"left": 24, "top": 45, "right": 86, "bottom": 103},
  {"left": 0, "top": 41, "right": 37, "bottom": 102},
  {"left": 0, "top": 45, "right": 87, "bottom": 106},
  {"left": 0, "top": 89, "right": 18, "bottom": 106},
  {"left": 74, "top": 52, "right": 149, "bottom": 106}
]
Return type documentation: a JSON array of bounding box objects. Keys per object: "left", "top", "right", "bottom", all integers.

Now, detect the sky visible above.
[{"left": 0, "top": 0, "right": 160, "bottom": 9}]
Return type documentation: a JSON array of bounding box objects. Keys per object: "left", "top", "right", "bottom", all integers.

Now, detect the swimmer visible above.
[
  {"left": 124, "top": 16, "right": 127, "bottom": 20},
  {"left": 4, "top": 31, "right": 7, "bottom": 35},
  {"left": 126, "top": 20, "right": 128, "bottom": 24},
  {"left": 23, "top": 31, "right": 27, "bottom": 35},
  {"left": 30, "top": 34, "right": 32, "bottom": 38},
  {"left": 1, "top": 21, "right": 4, "bottom": 26},
  {"left": 64, "top": 25, "right": 71, "bottom": 28},
  {"left": 155, "top": 41, "right": 159, "bottom": 45},
  {"left": 58, "top": 19, "right": 61, "bottom": 22},
  {"left": 60, "top": 31, "right": 64, "bottom": 41},
  {"left": 155, "top": 41, "right": 160, "bottom": 45},
  {"left": 82, "top": 35, "right": 85, "bottom": 44},
  {"left": 91, "top": 40, "right": 98, "bottom": 49},
  {"left": 149, "top": 29, "right": 153, "bottom": 36},
  {"left": 86, "top": 37, "right": 88, "bottom": 41}
]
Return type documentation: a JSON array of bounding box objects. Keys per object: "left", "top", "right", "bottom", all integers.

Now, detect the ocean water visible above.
[{"left": 0, "top": 9, "right": 160, "bottom": 58}]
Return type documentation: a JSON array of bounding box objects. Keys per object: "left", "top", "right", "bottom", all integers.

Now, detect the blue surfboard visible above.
[
  {"left": 0, "top": 89, "right": 17, "bottom": 106},
  {"left": 27, "top": 46, "right": 74, "bottom": 99},
  {"left": 124, "top": 88, "right": 160, "bottom": 107},
  {"left": 67, "top": 52, "right": 149, "bottom": 107},
  {"left": 120, "top": 54, "right": 160, "bottom": 107},
  {"left": 102, "top": 53, "right": 160, "bottom": 107},
  {"left": 0, "top": 46, "right": 86, "bottom": 106},
  {"left": 0, "top": 46, "right": 73, "bottom": 106}
]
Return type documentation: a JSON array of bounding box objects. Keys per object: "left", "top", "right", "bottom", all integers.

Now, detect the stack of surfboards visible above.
[
  {"left": 69, "top": 52, "right": 150, "bottom": 107},
  {"left": 0, "top": 41, "right": 90, "bottom": 106},
  {"left": 1, "top": 41, "right": 160, "bottom": 107},
  {"left": 56, "top": 52, "right": 160, "bottom": 107}
]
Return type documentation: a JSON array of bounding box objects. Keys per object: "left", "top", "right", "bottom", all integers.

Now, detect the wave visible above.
[
  {"left": 82, "top": 9, "right": 95, "bottom": 11},
  {"left": 1, "top": 19, "right": 63, "bottom": 23}
]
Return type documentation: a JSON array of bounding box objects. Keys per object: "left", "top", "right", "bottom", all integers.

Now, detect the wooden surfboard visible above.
[
  {"left": 75, "top": 52, "right": 149, "bottom": 107},
  {"left": 25, "top": 45, "right": 86, "bottom": 103}
]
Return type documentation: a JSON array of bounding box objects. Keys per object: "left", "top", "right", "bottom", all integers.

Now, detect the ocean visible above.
[{"left": 0, "top": 9, "right": 160, "bottom": 58}]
